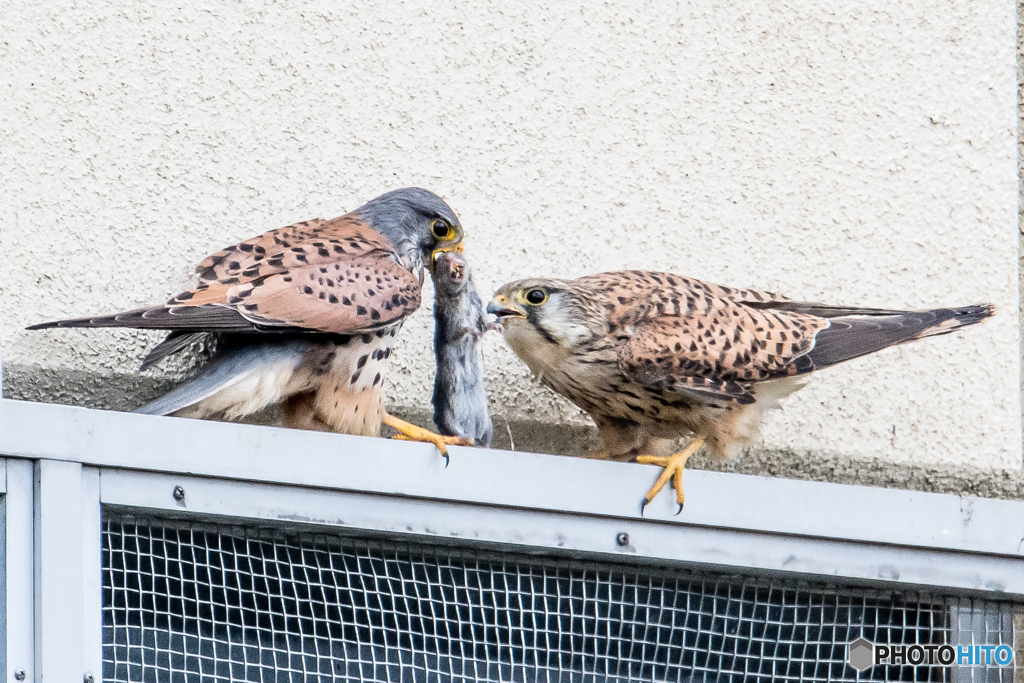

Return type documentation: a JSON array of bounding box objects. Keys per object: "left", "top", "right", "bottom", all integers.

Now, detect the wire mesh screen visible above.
[{"left": 102, "top": 512, "right": 1020, "bottom": 683}]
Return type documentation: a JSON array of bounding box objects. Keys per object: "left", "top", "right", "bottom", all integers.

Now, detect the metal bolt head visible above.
[
  {"left": 13, "top": 670, "right": 25, "bottom": 682},
  {"left": 615, "top": 532, "right": 630, "bottom": 547},
  {"left": 172, "top": 485, "right": 185, "bottom": 502}
]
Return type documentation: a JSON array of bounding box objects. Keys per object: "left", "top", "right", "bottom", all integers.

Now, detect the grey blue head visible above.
[{"left": 352, "top": 188, "right": 464, "bottom": 279}]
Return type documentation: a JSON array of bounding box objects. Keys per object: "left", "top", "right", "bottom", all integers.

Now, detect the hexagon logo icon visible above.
[{"left": 848, "top": 637, "right": 875, "bottom": 672}]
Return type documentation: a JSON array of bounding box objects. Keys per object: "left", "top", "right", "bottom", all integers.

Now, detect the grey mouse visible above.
[{"left": 431, "top": 250, "right": 497, "bottom": 447}]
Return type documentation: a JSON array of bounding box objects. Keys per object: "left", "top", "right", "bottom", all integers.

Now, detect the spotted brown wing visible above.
[
  {"left": 28, "top": 252, "right": 421, "bottom": 335},
  {"left": 617, "top": 304, "right": 829, "bottom": 405},
  {"left": 574, "top": 270, "right": 795, "bottom": 329},
  {"left": 191, "top": 216, "right": 397, "bottom": 286},
  {"left": 27, "top": 212, "right": 419, "bottom": 336},
  {"left": 220, "top": 255, "right": 421, "bottom": 333}
]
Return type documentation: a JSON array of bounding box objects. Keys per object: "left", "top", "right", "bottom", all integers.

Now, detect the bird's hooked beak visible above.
[
  {"left": 430, "top": 243, "right": 464, "bottom": 275},
  {"left": 486, "top": 295, "right": 526, "bottom": 321}
]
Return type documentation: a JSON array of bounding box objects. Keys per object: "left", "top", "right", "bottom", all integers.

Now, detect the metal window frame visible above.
[{"left": 0, "top": 396, "right": 1022, "bottom": 679}]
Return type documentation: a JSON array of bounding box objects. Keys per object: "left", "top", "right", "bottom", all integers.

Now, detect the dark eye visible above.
[
  {"left": 525, "top": 288, "right": 547, "bottom": 305},
  {"left": 431, "top": 220, "right": 450, "bottom": 239}
]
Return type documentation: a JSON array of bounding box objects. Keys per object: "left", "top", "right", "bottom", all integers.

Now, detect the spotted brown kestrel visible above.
[
  {"left": 487, "top": 270, "right": 993, "bottom": 511},
  {"left": 29, "top": 188, "right": 473, "bottom": 454}
]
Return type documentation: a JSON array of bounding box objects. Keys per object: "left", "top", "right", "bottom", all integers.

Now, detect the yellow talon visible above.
[
  {"left": 637, "top": 437, "right": 705, "bottom": 511},
  {"left": 383, "top": 414, "right": 474, "bottom": 458}
]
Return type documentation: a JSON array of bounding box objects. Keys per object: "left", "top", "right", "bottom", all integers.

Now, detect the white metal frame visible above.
[{"left": 1, "top": 396, "right": 1023, "bottom": 680}]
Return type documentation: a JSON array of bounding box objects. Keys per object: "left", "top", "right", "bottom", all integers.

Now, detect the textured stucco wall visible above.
[
  {"left": 1, "top": 0, "right": 1020, "bottom": 472},
  {"left": 1019, "top": 0, "right": 1024, "bottom": 458}
]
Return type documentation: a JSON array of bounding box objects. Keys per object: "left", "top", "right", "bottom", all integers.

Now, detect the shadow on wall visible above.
[{"left": 3, "top": 362, "right": 1023, "bottom": 501}]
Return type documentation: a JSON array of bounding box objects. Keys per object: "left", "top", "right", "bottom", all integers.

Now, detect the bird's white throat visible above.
[{"left": 502, "top": 318, "right": 570, "bottom": 381}]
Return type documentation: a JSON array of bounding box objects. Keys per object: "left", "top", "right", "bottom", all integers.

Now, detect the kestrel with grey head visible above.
[
  {"left": 487, "top": 270, "right": 993, "bottom": 511},
  {"left": 29, "top": 187, "right": 473, "bottom": 454}
]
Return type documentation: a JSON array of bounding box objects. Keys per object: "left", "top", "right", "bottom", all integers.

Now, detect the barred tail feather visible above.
[
  {"left": 915, "top": 304, "right": 995, "bottom": 338},
  {"left": 805, "top": 304, "right": 994, "bottom": 370}
]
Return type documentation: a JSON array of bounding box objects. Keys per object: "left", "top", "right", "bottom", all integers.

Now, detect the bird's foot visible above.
[
  {"left": 383, "top": 414, "right": 473, "bottom": 465},
  {"left": 637, "top": 437, "right": 705, "bottom": 515}
]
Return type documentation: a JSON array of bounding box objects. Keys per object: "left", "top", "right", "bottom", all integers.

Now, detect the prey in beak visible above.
[{"left": 430, "top": 243, "right": 465, "bottom": 275}]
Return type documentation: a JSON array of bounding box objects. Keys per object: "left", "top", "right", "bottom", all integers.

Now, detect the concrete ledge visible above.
[{"left": 5, "top": 362, "right": 1023, "bottom": 501}]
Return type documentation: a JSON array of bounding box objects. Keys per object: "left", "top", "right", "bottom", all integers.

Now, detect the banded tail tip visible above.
[
  {"left": 961, "top": 303, "right": 994, "bottom": 318},
  {"left": 920, "top": 303, "right": 994, "bottom": 338},
  {"left": 948, "top": 303, "right": 994, "bottom": 325}
]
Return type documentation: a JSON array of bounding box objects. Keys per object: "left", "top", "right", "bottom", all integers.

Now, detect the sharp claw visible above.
[
  {"left": 636, "top": 438, "right": 703, "bottom": 513},
  {"left": 640, "top": 498, "right": 649, "bottom": 517},
  {"left": 384, "top": 414, "right": 471, "bottom": 464}
]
